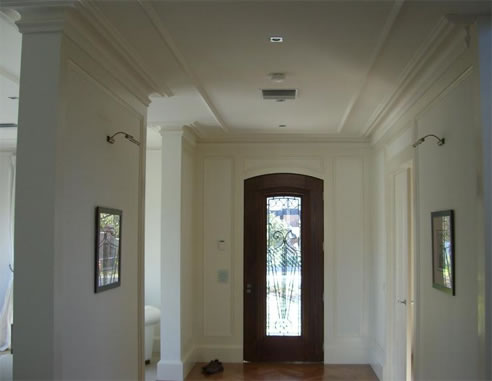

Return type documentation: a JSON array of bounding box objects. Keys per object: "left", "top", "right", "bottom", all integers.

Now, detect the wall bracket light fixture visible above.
[
  {"left": 107, "top": 131, "right": 141, "bottom": 146},
  {"left": 412, "top": 134, "right": 445, "bottom": 148}
]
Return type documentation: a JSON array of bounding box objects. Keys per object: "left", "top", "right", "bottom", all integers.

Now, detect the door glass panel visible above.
[{"left": 266, "top": 196, "right": 302, "bottom": 336}]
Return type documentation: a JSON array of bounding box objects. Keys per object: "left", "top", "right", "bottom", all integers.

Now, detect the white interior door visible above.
[{"left": 394, "top": 168, "right": 411, "bottom": 381}]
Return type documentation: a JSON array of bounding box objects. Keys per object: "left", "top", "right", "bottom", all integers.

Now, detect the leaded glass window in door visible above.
[{"left": 266, "top": 196, "right": 302, "bottom": 336}]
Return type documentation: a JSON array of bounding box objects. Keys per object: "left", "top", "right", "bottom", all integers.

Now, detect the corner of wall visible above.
[{"left": 369, "top": 339, "right": 385, "bottom": 380}]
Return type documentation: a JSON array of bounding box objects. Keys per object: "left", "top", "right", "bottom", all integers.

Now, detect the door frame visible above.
[
  {"left": 385, "top": 155, "right": 417, "bottom": 381},
  {"left": 243, "top": 173, "right": 324, "bottom": 362}
]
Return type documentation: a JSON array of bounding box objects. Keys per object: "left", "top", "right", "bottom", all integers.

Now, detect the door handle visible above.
[
  {"left": 397, "top": 299, "right": 407, "bottom": 305},
  {"left": 246, "top": 283, "right": 253, "bottom": 294}
]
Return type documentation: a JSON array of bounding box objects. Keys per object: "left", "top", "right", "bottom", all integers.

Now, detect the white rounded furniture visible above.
[{"left": 144, "top": 305, "right": 161, "bottom": 364}]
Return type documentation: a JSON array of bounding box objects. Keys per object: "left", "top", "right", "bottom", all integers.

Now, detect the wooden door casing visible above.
[{"left": 244, "top": 173, "right": 324, "bottom": 362}]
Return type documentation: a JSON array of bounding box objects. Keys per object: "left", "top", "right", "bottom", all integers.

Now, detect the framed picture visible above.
[
  {"left": 431, "top": 210, "right": 455, "bottom": 295},
  {"left": 95, "top": 207, "right": 122, "bottom": 293}
]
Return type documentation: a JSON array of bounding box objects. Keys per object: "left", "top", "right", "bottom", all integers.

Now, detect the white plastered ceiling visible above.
[
  {"left": 92, "top": 0, "right": 490, "bottom": 142},
  {"left": 2, "top": 1, "right": 490, "bottom": 143}
]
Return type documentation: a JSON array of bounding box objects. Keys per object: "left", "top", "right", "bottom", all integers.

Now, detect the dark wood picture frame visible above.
[
  {"left": 431, "top": 210, "right": 455, "bottom": 295},
  {"left": 95, "top": 207, "right": 122, "bottom": 293}
]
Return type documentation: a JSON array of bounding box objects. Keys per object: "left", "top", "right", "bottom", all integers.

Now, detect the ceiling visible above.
[{"left": 1, "top": 1, "right": 490, "bottom": 143}]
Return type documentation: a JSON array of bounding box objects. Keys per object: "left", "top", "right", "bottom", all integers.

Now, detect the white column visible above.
[
  {"left": 158, "top": 128, "right": 185, "bottom": 381},
  {"left": 4, "top": 2, "right": 152, "bottom": 380},
  {"left": 10, "top": 5, "right": 71, "bottom": 379}
]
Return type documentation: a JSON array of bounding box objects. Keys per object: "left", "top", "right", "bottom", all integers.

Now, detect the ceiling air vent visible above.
[{"left": 262, "top": 89, "right": 297, "bottom": 101}]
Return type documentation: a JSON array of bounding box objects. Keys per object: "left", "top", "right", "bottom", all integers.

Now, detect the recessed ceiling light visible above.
[
  {"left": 278, "top": 124, "right": 287, "bottom": 128},
  {"left": 269, "top": 73, "right": 286, "bottom": 83},
  {"left": 269, "top": 36, "right": 283, "bottom": 43}
]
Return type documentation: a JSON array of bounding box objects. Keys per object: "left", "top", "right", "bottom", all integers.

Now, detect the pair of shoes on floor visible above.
[{"left": 202, "top": 359, "right": 224, "bottom": 375}]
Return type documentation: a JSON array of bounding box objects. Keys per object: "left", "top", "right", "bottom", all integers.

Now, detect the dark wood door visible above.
[{"left": 244, "top": 173, "right": 324, "bottom": 362}]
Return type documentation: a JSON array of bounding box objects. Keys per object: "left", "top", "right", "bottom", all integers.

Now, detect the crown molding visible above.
[
  {"left": 0, "top": 65, "right": 19, "bottom": 84},
  {"left": 0, "top": 0, "right": 170, "bottom": 105},
  {"left": 367, "top": 17, "right": 469, "bottom": 145},
  {"left": 77, "top": 1, "right": 172, "bottom": 98},
  {"left": 195, "top": 132, "right": 370, "bottom": 145},
  {"left": 147, "top": 122, "right": 368, "bottom": 145},
  {"left": 0, "top": 0, "right": 77, "bottom": 33},
  {"left": 137, "top": 0, "right": 230, "bottom": 133},
  {"left": 337, "top": 0, "right": 405, "bottom": 133}
]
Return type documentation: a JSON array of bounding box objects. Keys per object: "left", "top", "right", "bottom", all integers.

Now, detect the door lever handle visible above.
[
  {"left": 397, "top": 299, "right": 407, "bottom": 305},
  {"left": 246, "top": 283, "right": 253, "bottom": 294}
]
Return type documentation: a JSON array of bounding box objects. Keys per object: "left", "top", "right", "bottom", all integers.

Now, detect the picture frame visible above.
[
  {"left": 431, "top": 210, "right": 455, "bottom": 295},
  {"left": 95, "top": 207, "right": 122, "bottom": 293}
]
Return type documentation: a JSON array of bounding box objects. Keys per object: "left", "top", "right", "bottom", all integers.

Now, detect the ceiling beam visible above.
[
  {"left": 137, "top": 0, "right": 230, "bottom": 133},
  {"left": 337, "top": 0, "right": 405, "bottom": 134}
]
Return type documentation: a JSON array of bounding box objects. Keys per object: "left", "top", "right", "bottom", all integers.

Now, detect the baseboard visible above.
[
  {"left": 193, "top": 345, "right": 243, "bottom": 363},
  {"left": 182, "top": 346, "right": 196, "bottom": 378},
  {"left": 157, "top": 360, "right": 184, "bottom": 381},
  {"left": 154, "top": 346, "right": 195, "bottom": 381},
  {"left": 369, "top": 341, "right": 385, "bottom": 380}
]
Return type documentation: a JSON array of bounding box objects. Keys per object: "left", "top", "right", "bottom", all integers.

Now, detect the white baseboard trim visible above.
[
  {"left": 155, "top": 347, "right": 195, "bottom": 381},
  {"left": 369, "top": 341, "right": 385, "bottom": 381},
  {"left": 157, "top": 360, "right": 184, "bottom": 381},
  {"left": 193, "top": 345, "right": 243, "bottom": 363},
  {"left": 182, "top": 346, "right": 196, "bottom": 378}
]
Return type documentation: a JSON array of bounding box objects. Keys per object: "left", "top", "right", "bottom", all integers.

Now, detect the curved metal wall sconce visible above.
[
  {"left": 107, "top": 131, "right": 141, "bottom": 146},
  {"left": 412, "top": 134, "right": 445, "bottom": 148}
]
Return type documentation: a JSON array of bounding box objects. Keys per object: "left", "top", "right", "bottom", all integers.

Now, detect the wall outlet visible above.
[{"left": 217, "top": 269, "right": 229, "bottom": 283}]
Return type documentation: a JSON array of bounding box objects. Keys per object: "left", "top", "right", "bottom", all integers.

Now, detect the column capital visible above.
[
  {"left": 157, "top": 125, "right": 185, "bottom": 137},
  {"left": 1, "top": 0, "right": 79, "bottom": 34}
]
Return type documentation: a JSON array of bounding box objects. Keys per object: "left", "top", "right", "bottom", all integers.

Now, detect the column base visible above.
[{"left": 157, "top": 360, "right": 184, "bottom": 381}]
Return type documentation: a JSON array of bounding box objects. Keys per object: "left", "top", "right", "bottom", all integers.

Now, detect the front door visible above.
[{"left": 244, "top": 173, "right": 324, "bottom": 362}]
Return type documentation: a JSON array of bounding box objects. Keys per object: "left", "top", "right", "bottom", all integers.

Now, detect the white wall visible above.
[
  {"left": 0, "top": 152, "right": 15, "bottom": 309},
  {"left": 192, "top": 142, "right": 372, "bottom": 363},
  {"left": 370, "top": 25, "right": 487, "bottom": 380},
  {"left": 13, "top": 21, "right": 147, "bottom": 380},
  {"left": 415, "top": 59, "right": 483, "bottom": 381}
]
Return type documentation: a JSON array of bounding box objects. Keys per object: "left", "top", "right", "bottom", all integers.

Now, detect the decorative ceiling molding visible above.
[
  {"left": 366, "top": 17, "right": 465, "bottom": 143},
  {"left": 195, "top": 132, "right": 370, "bottom": 145},
  {"left": 137, "top": 0, "right": 230, "bottom": 133},
  {"left": 0, "top": 8, "right": 20, "bottom": 25},
  {"left": 336, "top": 0, "right": 405, "bottom": 133},
  {"left": 1, "top": 0, "right": 78, "bottom": 33},
  {"left": 0, "top": 65, "right": 19, "bottom": 84},
  {"left": 77, "top": 0, "right": 171, "bottom": 97},
  {"left": 1, "top": 0, "right": 170, "bottom": 104}
]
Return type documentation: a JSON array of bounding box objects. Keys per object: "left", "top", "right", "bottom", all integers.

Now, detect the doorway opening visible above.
[
  {"left": 243, "top": 173, "right": 324, "bottom": 362},
  {"left": 391, "top": 165, "right": 415, "bottom": 381}
]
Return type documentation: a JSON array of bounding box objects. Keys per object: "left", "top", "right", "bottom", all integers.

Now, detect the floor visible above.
[{"left": 145, "top": 362, "right": 378, "bottom": 381}]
